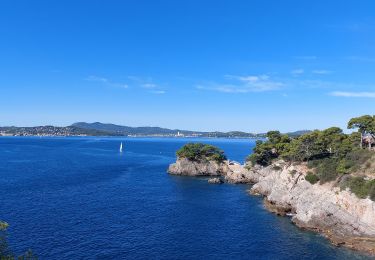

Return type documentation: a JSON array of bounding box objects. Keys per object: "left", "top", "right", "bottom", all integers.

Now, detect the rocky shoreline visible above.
[{"left": 168, "top": 158, "right": 375, "bottom": 256}]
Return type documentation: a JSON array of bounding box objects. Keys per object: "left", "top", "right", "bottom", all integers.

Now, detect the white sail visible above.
[{"left": 120, "top": 142, "right": 123, "bottom": 152}]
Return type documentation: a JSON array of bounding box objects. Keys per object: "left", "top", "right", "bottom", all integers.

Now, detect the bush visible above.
[
  {"left": 176, "top": 143, "right": 226, "bottom": 163},
  {"left": 344, "top": 149, "right": 373, "bottom": 172},
  {"left": 305, "top": 172, "right": 319, "bottom": 184},
  {"left": 314, "top": 158, "right": 340, "bottom": 184},
  {"left": 365, "top": 162, "right": 372, "bottom": 169},
  {"left": 345, "top": 177, "right": 369, "bottom": 199},
  {"left": 247, "top": 116, "right": 375, "bottom": 186},
  {"left": 369, "top": 183, "right": 375, "bottom": 201},
  {"left": 272, "top": 165, "right": 282, "bottom": 171},
  {"left": 0, "top": 221, "right": 37, "bottom": 259},
  {"left": 343, "top": 177, "right": 375, "bottom": 201}
]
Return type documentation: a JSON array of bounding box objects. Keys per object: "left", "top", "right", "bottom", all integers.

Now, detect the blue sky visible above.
[{"left": 1, "top": 0, "right": 375, "bottom": 132}]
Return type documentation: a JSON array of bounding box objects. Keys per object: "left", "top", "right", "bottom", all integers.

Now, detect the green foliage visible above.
[
  {"left": 176, "top": 143, "right": 226, "bottom": 162},
  {"left": 247, "top": 132, "right": 291, "bottom": 166},
  {"left": 248, "top": 115, "right": 375, "bottom": 187},
  {"left": 305, "top": 172, "right": 319, "bottom": 184},
  {"left": 0, "top": 222, "right": 8, "bottom": 231},
  {"left": 342, "top": 177, "right": 375, "bottom": 200},
  {"left": 315, "top": 158, "right": 340, "bottom": 183},
  {"left": 348, "top": 115, "right": 375, "bottom": 149},
  {"left": 347, "top": 115, "right": 375, "bottom": 135},
  {"left": 0, "top": 222, "right": 37, "bottom": 260},
  {"left": 0, "top": 222, "right": 10, "bottom": 259}
]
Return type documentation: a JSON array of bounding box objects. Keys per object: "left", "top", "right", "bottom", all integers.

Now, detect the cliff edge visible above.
[{"left": 249, "top": 160, "right": 375, "bottom": 255}]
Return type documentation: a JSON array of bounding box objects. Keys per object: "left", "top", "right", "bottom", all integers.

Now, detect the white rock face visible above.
[
  {"left": 250, "top": 161, "right": 375, "bottom": 254},
  {"left": 224, "top": 163, "right": 259, "bottom": 184},
  {"left": 168, "top": 158, "right": 224, "bottom": 176},
  {"left": 168, "top": 158, "right": 257, "bottom": 183},
  {"left": 208, "top": 177, "right": 223, "bottom": 184}
]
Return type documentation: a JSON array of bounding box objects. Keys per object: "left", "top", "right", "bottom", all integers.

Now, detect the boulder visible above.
[{"left": 208, "top": 178, "right": 223, "bottom": 184}]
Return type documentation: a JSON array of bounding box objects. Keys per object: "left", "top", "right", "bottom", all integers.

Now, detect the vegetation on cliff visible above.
[
  {"left": 176, "top": 143, "right": 227, "bottom": 163},
  {"left": 0, "top": 221, "right": 36, "bottom": 259},
  {"left": 248, "top": 115, "right": 375, "bottom": 200}
]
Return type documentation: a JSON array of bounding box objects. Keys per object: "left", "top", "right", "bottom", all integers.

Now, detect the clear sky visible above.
[{"left": 1, "top": 0, "right": 375, "bottom": 132}]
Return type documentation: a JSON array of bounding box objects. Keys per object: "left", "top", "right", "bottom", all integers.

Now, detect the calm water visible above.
[{"left": 0, "top": 137, "right": 371, "bottom": 259}]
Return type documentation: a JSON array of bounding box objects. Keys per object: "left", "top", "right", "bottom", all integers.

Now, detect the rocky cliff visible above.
[
  {"left": 168, "top": 158, "right": 225, "bottom": 176},
  {"left": 168, "top": 158, "right": 255, "bottom": 183},
  {"left": 249, "top": 160, "right": 375, "bottom": 255}
]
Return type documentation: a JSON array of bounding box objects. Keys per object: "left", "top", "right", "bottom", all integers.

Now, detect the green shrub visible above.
[
  {"left": 248, "top": 115, "right": 375, "bottom": 185},
  {"left": 345, "top": 177, "right": 369, "bottom": 199},
  {"left": 315, "top": 158, "right": 340, "bottom": 184},
  {"left": 305, "top": 172, "right": 319, "bottom": 184},
  {"left": 176, "top": 143, "right": 226, "bottom": 163},
  {"left": 365, "top": 162, "right": 372, "bottom": 169},
  {"left": 342, "top": 177, "right": 375, "bottom": 201},
  {"left": 0, "top": 221, "right": 37, "bottom": 259},
  {"left": 369, "top": 182, "right": 375, "bottom": 201},
  {"left": 344, "top": 149, "right": 373, "bottom": 172}
]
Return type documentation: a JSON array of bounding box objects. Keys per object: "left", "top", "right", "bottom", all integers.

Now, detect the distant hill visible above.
[
  {"left": 71, "top": 122, "right": 186, "bottom": 135},
  {"left": 71, "top": 122, "right": 263, "bottom": 138},
  {"left": 287, "top": 130, "right": 312, "bottom": 137},
  {"left": 0, "top": 125, "right": 113, "bottom": 136},
  {"left": 0, "top": 122, "right": 311, "bottom": 138}
]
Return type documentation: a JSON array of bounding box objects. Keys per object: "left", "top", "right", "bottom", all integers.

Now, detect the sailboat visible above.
[{"left": 120, "top": 142, "right": 123, "bottom": 153}]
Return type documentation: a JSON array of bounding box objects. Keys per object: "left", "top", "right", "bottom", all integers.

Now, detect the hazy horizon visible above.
[{"left": 1, "top": 1, "right": 375, "bottom": 132}]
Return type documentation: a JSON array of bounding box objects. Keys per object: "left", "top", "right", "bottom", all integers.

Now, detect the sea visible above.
[{"left": 0, "top": 137, "right": 371, "bottom": 259}]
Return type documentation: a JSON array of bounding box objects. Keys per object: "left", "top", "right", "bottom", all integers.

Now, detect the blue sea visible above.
[{"left": 0, "top": 137, "right": 371, "bottom": 259}]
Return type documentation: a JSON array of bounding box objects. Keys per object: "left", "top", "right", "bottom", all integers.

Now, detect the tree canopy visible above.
[
  {"left": 348, "top": 115, "right": 375, "bottom": 148},
  {"left": 248, "top": 115, "right": 374, "bottom": 186},
  {"left": 176, "top": 143, "right": 227, "bottom": 163},
  {"left": 348, "top": 115, "right": 375, "bottom": 135}
]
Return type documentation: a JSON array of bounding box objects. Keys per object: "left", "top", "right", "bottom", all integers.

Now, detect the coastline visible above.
[
  {"left": 0, "top": 134, "right": 263, "bottom": 139},
  {"left": 248, "top": 161, "right": 375, "bottom": 255},
  {"left": 168, "top": 158, "right": 375, "bottom": 256}
]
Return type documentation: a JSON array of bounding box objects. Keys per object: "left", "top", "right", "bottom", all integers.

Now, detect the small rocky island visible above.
[
  {"left": 168, "top": 115, "right": 375, "bottom": 256},
  {"left": 168, "top": 143, "right": 254, "bottom": 183}
]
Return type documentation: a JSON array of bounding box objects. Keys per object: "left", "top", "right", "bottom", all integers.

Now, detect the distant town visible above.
[{"left": 0, "top": 122, "right": 310, "bottom": 138}]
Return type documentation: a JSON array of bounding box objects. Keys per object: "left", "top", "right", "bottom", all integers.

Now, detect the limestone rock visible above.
[
  {"left": 168, "top": 158, "right": 256, "bottom": 183},
  {"left": 167, "top": 158, "right": 223, "bottom": 176},
  {"left": 249, "top": 160, "right": 375, "bottom": 255},
  {"left": 208, "top": 177, "right": 223, "bottom": 184}
]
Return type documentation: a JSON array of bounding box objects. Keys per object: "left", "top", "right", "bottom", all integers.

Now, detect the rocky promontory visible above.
[
  {"left": 168, "top": 138, "right": 375, "bottom": 255},
  {"left": 168, "top": 142, "right": 255, "bottom": 183},
  {"left": 168, "top": 157, "right": 225, "bottom": 176}
]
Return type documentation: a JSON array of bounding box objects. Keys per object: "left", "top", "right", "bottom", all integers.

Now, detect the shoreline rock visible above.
[
  {"left": 249, "top": 160, "right": 375, "bottom": 256},
  {"left": 208, "top": 177, "right": 224, "bottom": 184},
  {"left": 167, "top": 158, "right": 225, "bottom": 176},
  {"left": 168, "top": 158, "right": 256, "bottom": 183}
]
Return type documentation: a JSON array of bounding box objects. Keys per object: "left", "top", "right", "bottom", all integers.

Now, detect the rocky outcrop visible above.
[
  {"left": 168, "top": 158, "right": 225, "bottom": 176},
  {"left": 208, "top": 177, "right": 223, "bottom": 184},
  {"left": 224, "top": 163, "right": 260, "bottom": 184},
  {"left": 168, "top": 158, "right": 256, "bottom": 183},
  {"left": 249, "top": 160, "right": 375, "bottom": 255}
]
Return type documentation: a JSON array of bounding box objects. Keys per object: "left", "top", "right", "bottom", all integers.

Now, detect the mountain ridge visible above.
[{"left": 0, "top": 122, "right": 311, "bottom": 138}]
